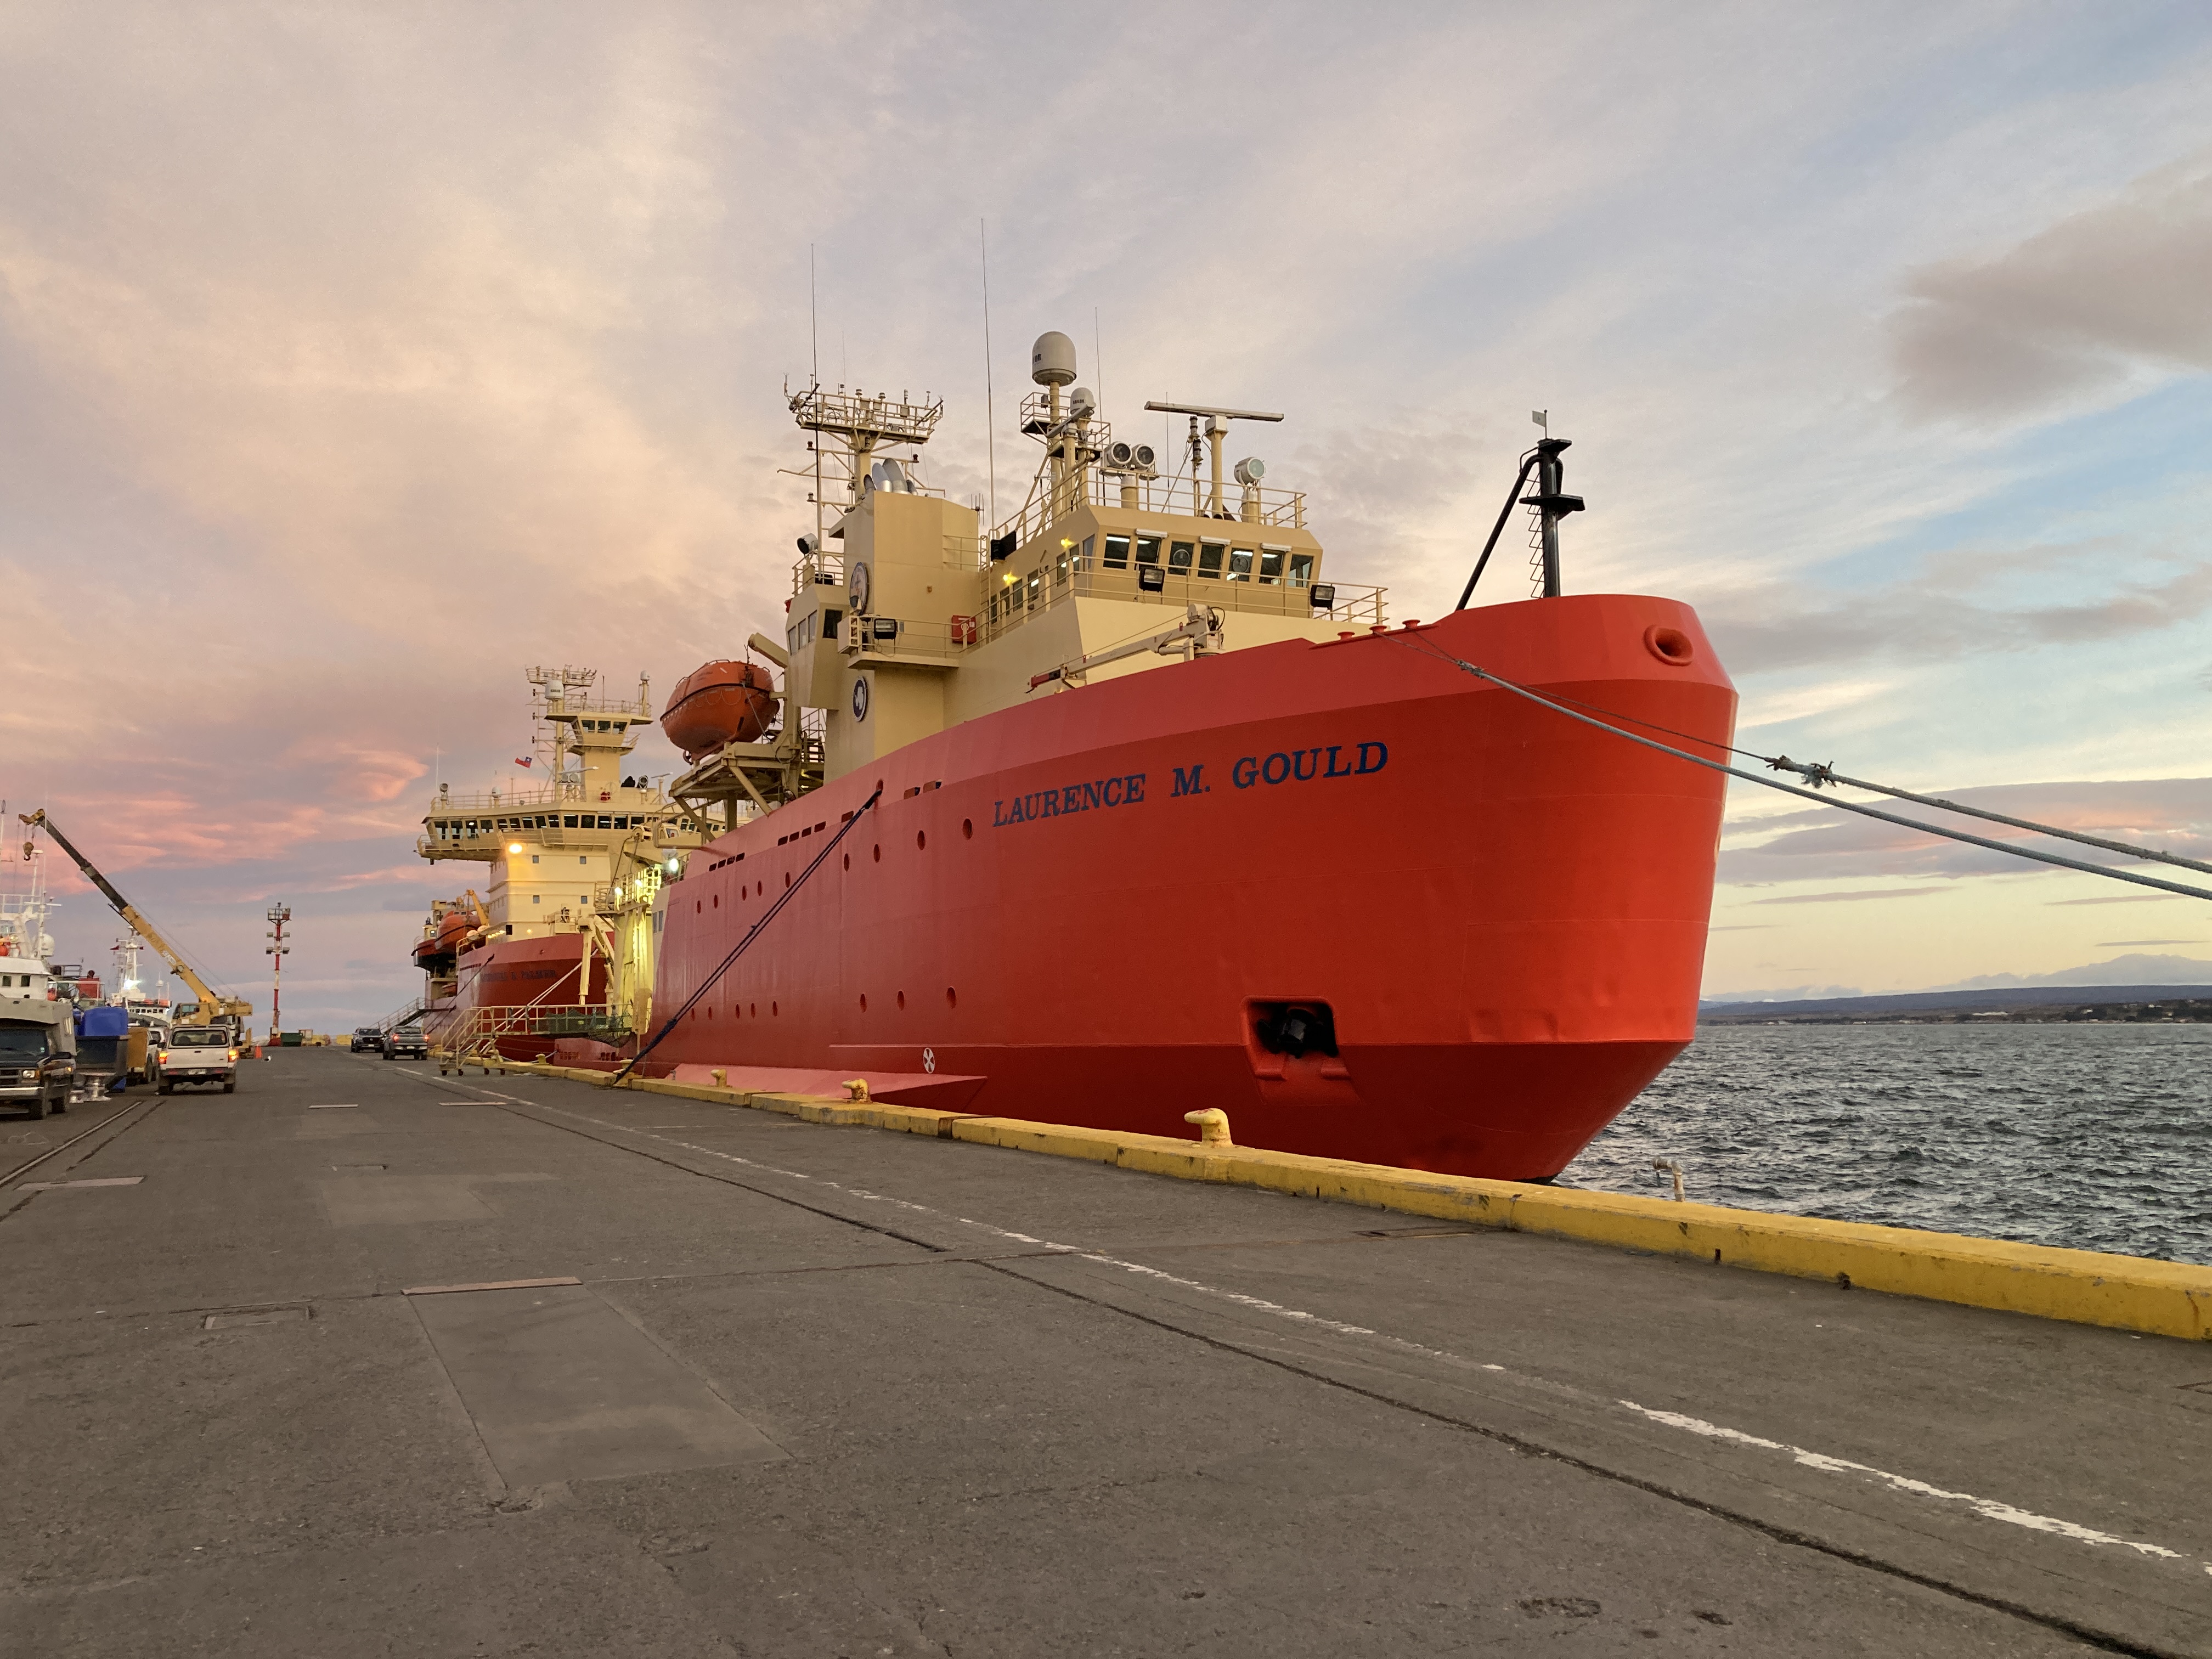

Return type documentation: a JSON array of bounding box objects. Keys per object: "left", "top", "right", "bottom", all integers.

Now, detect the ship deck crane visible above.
[{"left": 18, "top": 810, "right": 253, "bottom": 1035}]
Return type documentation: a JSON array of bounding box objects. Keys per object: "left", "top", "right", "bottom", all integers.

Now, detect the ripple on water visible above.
[{"left": 1560, "top": 1024, "right": 2212, "bottom": 1266}]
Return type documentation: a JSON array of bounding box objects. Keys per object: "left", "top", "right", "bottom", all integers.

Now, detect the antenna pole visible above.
[
  {"left": 811, "top": 246, "right": 824, "bottom": 555},
  {"left": 980, "top": 220, "right": 997, "bottom": 534}
]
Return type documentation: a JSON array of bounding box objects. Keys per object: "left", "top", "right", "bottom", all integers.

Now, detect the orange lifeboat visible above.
[
  {"left": 413, "top": 908, "right": 474, "bottom": 969},
  {"left": 662, "top": 659, "right": 776, "bottom": 761}
]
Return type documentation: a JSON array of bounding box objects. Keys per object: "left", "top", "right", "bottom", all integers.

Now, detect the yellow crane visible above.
[{"left": 18, "top": 810, "right": 254, "bottom": 1034}]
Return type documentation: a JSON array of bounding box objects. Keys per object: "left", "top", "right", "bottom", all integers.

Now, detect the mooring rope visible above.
[
  {"left": 1402, "top": 640, "right": 2212, "bottom": 904},
  {"left": 612, "top": 783, "right": 884, "bottom": 1084}
]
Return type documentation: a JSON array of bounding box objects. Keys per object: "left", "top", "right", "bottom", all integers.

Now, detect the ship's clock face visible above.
[
  {"left": 849, "top": 561, "right": 871, "bottom": 613},
  {"left": 851, "top": 676, "right": 871, "bottom": 722}
]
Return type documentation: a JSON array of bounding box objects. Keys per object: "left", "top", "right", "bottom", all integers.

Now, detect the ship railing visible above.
[
  {"left": 973, "top": 562, "right": 1385, "bottom": 646},
  {"left": 431, "top": 785, "right": 571, "bottom": 812},
  {"left": 985, "top": 473, "right": 1308, "bottom": 552},
  {"left": 435, "top": 1001, "right": 633, "bottom": 1066},
  {"left": 1085, "top": 470, "right": 1307, "bottom": 528},
  {"left": 840, "top": 613, "right": 970, "bottom": 663},
  {"left": 793, "top": 549, "right": 847, "bottom": 591}
]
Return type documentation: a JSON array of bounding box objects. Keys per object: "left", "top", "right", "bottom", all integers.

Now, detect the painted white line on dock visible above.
[
  {"left": 308, "top": 1104, "right": 357, "bottom": 1110},
  {"left": 453, "top": 1080, "right": 2212, "bottom": 1579},
  {"left": 403, "top": 1276, "right": 583, "bottom": 1296},
  {"left": 18, "top": 1176, "right": 144, "bottom": 1190},
  {"left": 1616, "top": 1401, "right": 2209, "bottom": 1571}
]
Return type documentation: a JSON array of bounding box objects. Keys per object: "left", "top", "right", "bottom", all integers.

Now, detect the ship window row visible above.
[
  {"left": 1088, "top": 534, "right": 1312, "bottom": 587},
  {"left": 788, "top": 607, "right": 844, "bottom": 654},
  {"left": 428, "top": 814, "right": 702, "bottom": 839}
]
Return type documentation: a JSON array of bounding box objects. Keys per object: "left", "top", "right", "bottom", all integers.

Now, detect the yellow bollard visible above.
[
  {"left": 1183, "top": 1108, "right": 1233, "bottom": 1147},
  {"left": 843, "top": 1079, "right": 871, "bottom": 1103}
]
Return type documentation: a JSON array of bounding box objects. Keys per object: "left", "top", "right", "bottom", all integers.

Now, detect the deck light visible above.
[
  {"left": 1137, "top": 565, "right": 1166, "bottom": 592},
  {"left": 507, "top": 842, "right": 523, "bottom": 853},
  {"left": 1308, "top": 583, "right": 1335, "bottom": 609}
]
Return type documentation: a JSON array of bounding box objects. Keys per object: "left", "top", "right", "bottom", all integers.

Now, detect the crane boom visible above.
[{"left": 18, "top": 810, "right": 251, "bottom": 1026}]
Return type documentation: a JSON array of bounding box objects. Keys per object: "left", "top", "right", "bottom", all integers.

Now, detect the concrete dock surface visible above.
[{"left": 4, "top": 1051, "right": 2209, "bottom": 1657}]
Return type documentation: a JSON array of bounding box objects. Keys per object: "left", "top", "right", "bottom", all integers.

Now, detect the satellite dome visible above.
[
  {"left": 1030, "top": 331, "right": 1077, "bottom": 386},
  {"left": 1069, "top": 386, "right": 1096, "bottom": 419}
]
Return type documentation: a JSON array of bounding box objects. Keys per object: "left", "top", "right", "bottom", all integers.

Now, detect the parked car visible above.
[
  {"left": 1, "top": 1011, "right": 75, "bottom": 1120},
  {"left": 153, "top": 1027, "right": 239, "bottom": 1094},
  {"left": 382, "top": 1028, "right": 428, "bottom": 1060},
  {"left": 349, "top": 1026, "right": 384, "bottom": 1053}
]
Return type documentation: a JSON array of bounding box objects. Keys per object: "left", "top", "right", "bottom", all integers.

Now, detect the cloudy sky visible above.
[{"left": 3, "top": 3, "right": 2210, "bottom": 1024}]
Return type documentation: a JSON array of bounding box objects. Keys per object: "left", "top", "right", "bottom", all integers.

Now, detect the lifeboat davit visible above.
[{"left": 662, "top": 659, "right": 776, "bottom": 761}]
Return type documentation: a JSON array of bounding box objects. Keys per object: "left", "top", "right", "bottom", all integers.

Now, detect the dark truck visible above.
[
  {"left": 382, "top": 1026, "right": 428, "bottom": 1060},
  {"left": 1, "top": 1008, "right": 76, "bottom": 1120}
]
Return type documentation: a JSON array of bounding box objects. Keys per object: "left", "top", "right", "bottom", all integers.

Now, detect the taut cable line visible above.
[
  {"left": 1401, "top": 641, "right": 2212, "bottom": 904},
  {"left": 612, "top": 785, "right": 884, "bottom": 1084}
]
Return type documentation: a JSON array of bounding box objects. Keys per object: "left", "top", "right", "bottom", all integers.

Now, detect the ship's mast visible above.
[{"left": 785, "top": 384, "right": 945, "bottom": 535}]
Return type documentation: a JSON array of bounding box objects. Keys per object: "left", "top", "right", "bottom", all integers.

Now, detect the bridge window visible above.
[
  {"left": 1079, "top": 534, "right": 1094, "bottom": 570},
  {"left": 1102, "top": 534, "right": 1130, "bottom": 569},
  {"left": 1227, "top": 548, "right": 1254, "bottom": 582},
  {"left": 1169, "top": 540, "right": 1194, "bottom": 575},
  {"left": 1199, "top": 542, "right": 1226, "bottom": 579},
  {"left": 1259, "top": 548, "right": 1285, "bottom": 585},
  {"left": 1135, "top": 535, "right": 1161, "bottom": 567},
  {"left": 1289, "top": 553, "right": 1314, "bottom": 588}
]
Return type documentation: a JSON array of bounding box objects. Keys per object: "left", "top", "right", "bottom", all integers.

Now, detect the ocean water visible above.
[{"left": 1559, "top": 1023, "right": 2212, "bottom": 1266}]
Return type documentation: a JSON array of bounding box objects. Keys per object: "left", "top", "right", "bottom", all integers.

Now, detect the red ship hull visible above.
[{"left": 650, "top": 595, "right": 1735, "bottom": 1180}]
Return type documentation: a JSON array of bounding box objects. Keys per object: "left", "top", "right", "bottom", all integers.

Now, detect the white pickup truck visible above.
[{"left": 152, "top": 1026, "right": 239, "bottom": 1094}]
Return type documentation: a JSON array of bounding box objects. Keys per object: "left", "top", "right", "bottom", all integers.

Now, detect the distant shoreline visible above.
[{"left": 1699, "top": 984, "right": 2212, "bottom": 1025}]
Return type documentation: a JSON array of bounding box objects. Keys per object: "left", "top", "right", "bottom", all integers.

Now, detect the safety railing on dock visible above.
[{"left": 435, "top": 1002, "right": 632, "bottom": 1069}]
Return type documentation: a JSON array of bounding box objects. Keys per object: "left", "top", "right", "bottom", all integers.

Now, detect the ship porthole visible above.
[
  {"left": 896, "top": 990, "right": 906, "bottom": 1011},
  {"left": 962, "top": 819, "right": 973, "bottom": 839},
  {"left": 945, "top": 987, "right": 957, "bottom": 1009},
  {"left": 916, "top": 830, "right": 927, "bottom": 851},
  {"left": 1644, "top": 624, "right": 1695, "bottom": 665}
]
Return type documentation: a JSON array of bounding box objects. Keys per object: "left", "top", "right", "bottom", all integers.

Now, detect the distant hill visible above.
[{"left": 1701, "top": 984, "right": 2212, "bottom": 1022}]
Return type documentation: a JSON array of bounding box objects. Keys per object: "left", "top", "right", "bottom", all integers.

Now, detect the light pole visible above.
[{"left": 264, "top": 903, "right": 291, "bottom": 1049}]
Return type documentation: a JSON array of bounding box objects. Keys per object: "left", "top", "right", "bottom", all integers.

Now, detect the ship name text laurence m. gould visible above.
[{"left": 991, "top": 742, "right": 1389, "bottom": 828}]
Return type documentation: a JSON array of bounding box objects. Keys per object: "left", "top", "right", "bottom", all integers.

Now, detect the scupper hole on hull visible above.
[
  {"left": 945, "top": 987, "right": 957, "bottom": 1009},
  {"left": 962, "top": 819, "right": 973, "bottom": 839},
  {"left": 896, "top": 991, "right": 906, "bottom": 1010}
]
